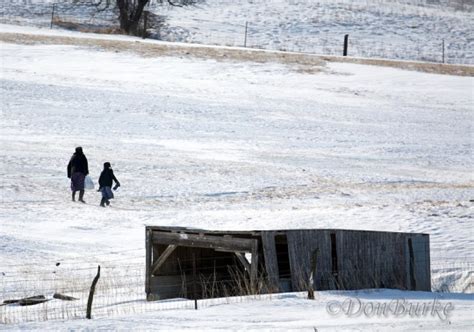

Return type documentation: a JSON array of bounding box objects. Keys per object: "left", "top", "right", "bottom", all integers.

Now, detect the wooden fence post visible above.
[
  {"left": 244, "top": 21, "right": 248, "bottom": 47},
  {"left": 343, "top": 34, "right": 349, "bottom": 56},
  {"left": 50, "top": 3, "right": 56, "bottom": 29},
  {"left": 86, "top": 265, "right": 101, "bottom": 319},
  {"left": 442, "top": 39, "right": 445, "bottom": 64}
]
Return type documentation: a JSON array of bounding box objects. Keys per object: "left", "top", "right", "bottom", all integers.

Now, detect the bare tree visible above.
[
  {"left": 89, "top": 0, "right": 195, "bottom": 36},
  {"left": 116, "top": 0, "right": 188, "bottom": 36}
]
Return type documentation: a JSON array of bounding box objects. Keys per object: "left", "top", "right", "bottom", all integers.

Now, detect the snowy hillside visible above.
[
  {"left": 0, "top": 0, "right": 473, "bottom": 63},
  {"left": 155, "top": 0, "right": 474, "bottom": 64},
  {"left": 0, "top": 22, "right": 473, "bottom": 328}
]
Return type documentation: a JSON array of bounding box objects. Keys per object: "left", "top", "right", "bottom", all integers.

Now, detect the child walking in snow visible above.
[{"left": 98, "top": 162, "right": 120, "bottom": 207}]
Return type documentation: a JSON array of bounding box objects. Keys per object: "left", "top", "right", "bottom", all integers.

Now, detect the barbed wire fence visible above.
[
  {"left": 153, "top": 17, "right": 473, "bottom": 64},
  {"left": 0, "top": 1, "right": 472, "bottom": 64},
  {"left": 0, "top": 243, "right": 472, "bottom": 325}
]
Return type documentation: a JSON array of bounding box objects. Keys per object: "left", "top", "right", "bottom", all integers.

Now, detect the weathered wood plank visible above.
[
  {"left": 53, "top": 293, "right": 78, "bottom": 301},
  {"left": 147, "top": 225, "right": 428, "bottom": 237},
  {"left": 315, "top": 231, "right": 331, "bottom": 290},
  {"left": 261, "top": 231, "right": 279, "bottom": 292},
  {"left": 152, "top": 231, "right": 256, "bottom": 252},
  {"left": 287, "top": 230, "right": 331, "bottom": 291},
  {"left": 19, "top": 297, "right": 49, "bottom": 306},
  {"left": 4, "top": 295, "right": 48, "bottom": 306},
  {"left": 151, "top": 244, "right": 177, "bottom": 275},
  {"left": 286, "top": 231, "right": 301, "bottom": 291},
  {"left": 424, "top": 235, "right": 432, "bottom": 291},
  {"left": 412, "top": 235, "right": 431, "bottom": 291}
]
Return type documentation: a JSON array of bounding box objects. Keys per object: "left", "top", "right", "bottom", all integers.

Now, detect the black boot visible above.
[
  {"left": 100, "top": 198, "right": 106, "bottom": 207},
  {"left": 79, "top": 190, "right": 85, "bottom": 203},
  {"left": 72, "top": 191, "right": 76, "bottom": 202}
]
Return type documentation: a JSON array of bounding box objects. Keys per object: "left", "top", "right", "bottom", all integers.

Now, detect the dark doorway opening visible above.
[{"left": 275, "top": 234, "right": 291, "bottom": 291}]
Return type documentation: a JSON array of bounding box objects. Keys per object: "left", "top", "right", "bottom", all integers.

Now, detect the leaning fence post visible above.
[
  {"left": 244, "top": 21, "right": 248, "bottom": 47},
  {"left": 308, "top": 249, "right": 319, "bottom": 300},
  {"left": 192, "top": 253, "right": 198, "bottom": 310},
  {"left": 343, "top": 34, "right": 349, "bottom": 56},
  {"left": 442, "top": 39, "right": 445, "bottom": 64},
  {"left": 50, "top": 3, "right": 56, "bottom": 29},
  {"left": 86, "top": 265, "right": 101, "bottom": 319}
]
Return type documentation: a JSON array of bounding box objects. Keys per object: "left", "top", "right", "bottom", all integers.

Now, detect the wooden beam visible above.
[
  {"left": 145, "top": 228, "right": 152, "bottom": 298},
  {"left": 250, "top": 245, "right": 259, "bottom": 292},
  {"left": 234, "top": 252, "right": 251, "bottom": 272},
  {"left": 214, "top": 248, "right": 251, "bottom": 253},
  {"left": 151, "top": 244, "right": 177, "bottom": 275},
  {"left": 152, "top": 231, "right": 256, "bottom": 252}
]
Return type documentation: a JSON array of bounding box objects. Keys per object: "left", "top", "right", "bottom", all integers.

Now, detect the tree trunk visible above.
[{"left": 117, "top": 0, "right": 149, "bottom": 35}]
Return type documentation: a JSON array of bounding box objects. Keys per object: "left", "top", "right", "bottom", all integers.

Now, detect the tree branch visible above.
[{"left": 167, "top": 0, "right": 183, "bottom": 7}]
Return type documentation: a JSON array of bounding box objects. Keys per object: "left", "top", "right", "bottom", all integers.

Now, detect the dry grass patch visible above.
[
  {"left": 0, "top": 32, "right": 326, "bottom": 74},
  {"left": 321, "top": 55, "right": 474, "bottom": 77},
  {"left": 0, "top": 31, "right": 472, "bottom": 76},
  {"left": 52, "top": 19, "right": 122, "bottom": 35}
]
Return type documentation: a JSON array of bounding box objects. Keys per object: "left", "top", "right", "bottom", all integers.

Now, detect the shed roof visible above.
[{"left": 146, "top": 225, "right": 428, "bottom": 236}]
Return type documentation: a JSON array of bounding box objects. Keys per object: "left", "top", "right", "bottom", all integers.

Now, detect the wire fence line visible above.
[
  {"left": 0, "top": 271, "right": 471, "bottom": 324},
  {"left": 0, "top": 1, "right": 472, "bottom": 64},
  {"left": 1, "top": 248, "right": 472, "bottom": 325},
  {"left": 152, "top": 17, "right": 472, "bottom": 64}
]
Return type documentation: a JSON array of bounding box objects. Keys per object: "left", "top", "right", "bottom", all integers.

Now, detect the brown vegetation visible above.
[{"left": 0, "top": 31, "right": 473, "bottom": 76}]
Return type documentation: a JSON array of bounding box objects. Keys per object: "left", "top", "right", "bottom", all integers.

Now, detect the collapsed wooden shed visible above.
[{"left": 145, "top": 226, "right": 430, "bottom": 300}]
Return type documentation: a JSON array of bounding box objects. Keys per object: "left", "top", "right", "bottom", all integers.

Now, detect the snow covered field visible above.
[
  {"left": 6, "top": 291, "right": 474, "bottom": 331},
  {"left": 156, "top": 0, "right": 474, "bottom": 63},
  {"left": 0, "top": 23, "right": 473, "bottom": 329}
]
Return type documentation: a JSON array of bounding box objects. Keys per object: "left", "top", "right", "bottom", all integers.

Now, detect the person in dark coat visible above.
[
  {"left": 98, "top": 162, "right": 120, "bottom": 207},
  {"left": 67, "top": 146, "right": 89, "bottom": 203}
]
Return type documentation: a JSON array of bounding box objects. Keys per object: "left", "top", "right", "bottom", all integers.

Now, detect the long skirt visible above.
[{"left": 71, "top": 172, "right": 85, "bottom": 191}]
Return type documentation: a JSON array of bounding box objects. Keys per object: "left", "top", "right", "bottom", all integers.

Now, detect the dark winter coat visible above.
[
  {"left": 99, "top": 168, "right": 119, "bottom": 189},
  {"left": 67, "top": 152, "right": 89, "bottom": 178}
]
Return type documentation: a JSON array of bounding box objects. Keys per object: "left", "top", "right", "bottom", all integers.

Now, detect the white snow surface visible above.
[
  {"left": 0, "top": 23, "right": 473, "bottom": 329},
  {"left": 6, "top": 291, "right": 474, "bottom": 331}
]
